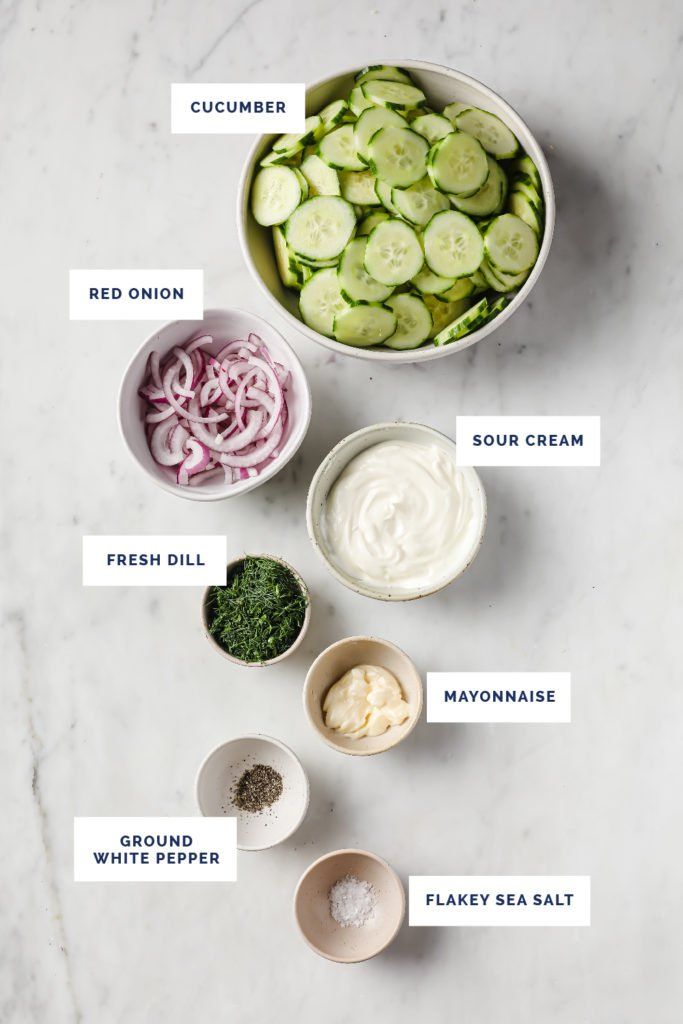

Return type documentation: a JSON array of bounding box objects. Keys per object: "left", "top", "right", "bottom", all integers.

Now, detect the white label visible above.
[
  {"left": 427, "top": 672, "right": 571, "bottom": 723},
  {"left": 82, "top": 535, "right": 227, "bottom": 586},
  {"left": 69, "top": 269, "right": 203, "bottom": 320},
  {"left": 455, "top": 416, "right": 600, "bottom": 467},
  {"left": 74, "top": 817, "right": 236, "bottom": 881},
  {"left": 171, "top": 83, "right": 305, "bottom": 134},
  {"left": 409, "top": 876, "right": 590, "bottom": 926}
]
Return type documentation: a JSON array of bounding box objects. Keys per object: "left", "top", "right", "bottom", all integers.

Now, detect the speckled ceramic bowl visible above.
[
  {"left": 237, "top": 59, "right": 555, "bottom": 364},
  {"left": 306, "top": 421, "right": 487, "bottom": 601}
]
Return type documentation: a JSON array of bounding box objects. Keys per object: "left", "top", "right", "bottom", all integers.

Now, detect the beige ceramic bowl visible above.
[
  {"left": 294, "top": 849, "right": 405, "bottom": 962},
  {"left": 304, "top": 636, "right": 422, "bottom": 756},
  {"left": 306, "top": 421, "right": 487, "bottom": 601},
  {"left": 201, "top": 554, "right": 311, "bottom": 666},
  {"left": 237, "top": 59, "right": 555, "bottom": 364}
]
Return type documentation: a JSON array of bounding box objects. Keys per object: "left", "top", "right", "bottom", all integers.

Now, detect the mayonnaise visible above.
[
  {"left": 323, "top": 664, "right": 410, "bottom": 738},
  {"left": 322, "top": 440, "right": 484, "bottom": 592}
]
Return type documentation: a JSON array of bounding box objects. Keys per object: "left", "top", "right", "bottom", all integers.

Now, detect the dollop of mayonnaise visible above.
[
  {"left": 323, "top": 664, "right": 410, "bottom": 738},
  {"left": 322, "top": 440, "right": 484, "bottom": 592}
]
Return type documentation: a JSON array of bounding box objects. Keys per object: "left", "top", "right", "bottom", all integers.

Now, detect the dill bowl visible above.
[{"left": 201, "top": 554, "right": 311, "bottom": 667}]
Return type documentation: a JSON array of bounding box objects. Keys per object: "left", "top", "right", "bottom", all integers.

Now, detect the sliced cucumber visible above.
[
  {"left": 423, "top": 294, "right": 474, "bottom": 338},
  {"left": 469, "top": 268, "right": 488, "bottom": 293},
  {"left": 433, "top": 297, "right": 489, "bottom": 345},
  {"left": 299, "top": 267, "right": 349, "bottom": 336},
  {"left": 411, "top": 266, "right": 456, "bottom": 295},
  {"left": 508, "top": 191, "right": 542, "bottom": 235},
  {"left": 423, "top": 210, "right": 484, "bottom": 279},
  {"left": 251, "top": 166, "right": 304, "bottom": 226},
  {"left": 443, "top": 101, "right": 473, "bottom": 123},
  {"left": 392, "top": 176, "right": 450, "bottom": 227},
  {"left": 451, "top": 155, "right": 507, "bottom": 216},
  {"left": 292, "top": 168, "right": 310, "bottom": 200},
  {"left": 510, "top": 155, "right": 541, "bottom": 191},
  {"left": 357, "top": 209, "right": 390, "bottom": 236},
  {"left": 338, "top": 238, "right": 393, "bottom": 302},
  {"left": 479, "top": 295, "right": 512, "bottom": 324},
  {"left": 349, "top": 85, "right": 375, "bottom": 117},
  {"left": 339, "top": 169, "right": 379, "bottom": 205},
  {"left": 480, "top": 257, "right": 528, "bottom": 293},
  {"left": 361, "top": 80, "right": 427, "bottom": 111},
  {"left": 319, "top": 99, "right": 350, "bottom": 131},
  {"left": 410, "top": 112, "right": 455, "bottom": 145},
  {"left": 368, "top": 125, "right": 429, "bottom": 188},
  {"left": 273, "top": 226, "right": 304, "bottom": 289},
  {"left": 354, "top": 106, "right": 407, "bottom": 163},
  {"left": 300, "top": 153, "right": 341, "bottom": 196},
  {"left": 374, "top": 177, "right": 399, "bottom": 215},
  {"left": 510, "top": 174, "right": 543, "bottom": 213},
  {"left": 273, "top": 115, "right": 322, "bottom": 154},
  {"left": 384, "top": 293, "right": 432, "bottom": 349},
  {"left": 440, "top": 277, "right": 475, "bottom": 302},
  {"left": 483, "top": 213, "right": 538, "bottom": 274},
  {"left": 364, "top": 218, "right": 424, "bottom": 286},
  {"left": 355, "top": 65, "right": 414, "bottom": 86},
  {"left": 333, "top": 302, "right": 397, "bottom": 347},
  {"left": 455, "top": 107, "right": 519, "bottom": 159},
  {"left": 260, "top": 147, "right": 302, "bottom": 167},
  {"left": 318, "top": 123, "right": 364, "bottom": 171},
  {"left": 428, "top": 131, "right": 489, "bottom": 196},
  {"left": 285, "top": 196, "right": 356, "bottom": 261}
]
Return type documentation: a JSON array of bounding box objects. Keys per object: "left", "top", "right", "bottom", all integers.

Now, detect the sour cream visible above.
[{"left": 322, "top": 440, "right": 485, "bottom": 592}]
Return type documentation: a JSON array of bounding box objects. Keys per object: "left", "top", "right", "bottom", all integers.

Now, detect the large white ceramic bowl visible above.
[
  {"left": 118, "top": 308, "right": 312, "bottom": 501},
  {"left": 306, "top": 421, "right": 487, "bottom": 601},
  {"left": 237, "top": 59, "right": 555, "bottom": 364}
]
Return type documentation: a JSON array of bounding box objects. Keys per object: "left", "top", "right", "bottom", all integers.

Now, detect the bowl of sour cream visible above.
[{"left": 306, "top": 422, "right": 487, "bottom": 601}]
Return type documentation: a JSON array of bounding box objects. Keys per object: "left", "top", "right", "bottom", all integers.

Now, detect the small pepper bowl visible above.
[{"left": 201, "top": 553, "right": 311, "bottom": 667}]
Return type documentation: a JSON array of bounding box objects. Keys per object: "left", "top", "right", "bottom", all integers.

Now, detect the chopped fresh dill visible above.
[{"left": 207, "top": 556, "right": 307, "bottom": 663}]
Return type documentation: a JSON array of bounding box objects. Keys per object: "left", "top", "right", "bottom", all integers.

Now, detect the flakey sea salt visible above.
[{"left": 328, "top": 873, "right": 378, "bottom": 928}]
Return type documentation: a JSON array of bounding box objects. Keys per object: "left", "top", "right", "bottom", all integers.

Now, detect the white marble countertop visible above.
[{"left": 3, "top": 0, "right": 681, "bottom": 1020}]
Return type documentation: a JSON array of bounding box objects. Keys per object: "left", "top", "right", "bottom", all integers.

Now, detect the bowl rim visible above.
[
  {"left": 293, "top": 847, "right": 406, "bottom": 962},
  {"left": 305, "top": 420, "right": 488, "bottom": 601},
  {"left": 117, "top": 306, "right": 312, "bottom": 502},
  {"left": 302, "top": 635, "right": 423, "bottom": 756},
  {"left": 201, "top": 553, "right": 311, "bottom": 666},
  {"left": 195, "top": 732, "right": 310, "bottom": 851},
  {"left": 236, "top": 58, "right": 555, "bottom": 364}
]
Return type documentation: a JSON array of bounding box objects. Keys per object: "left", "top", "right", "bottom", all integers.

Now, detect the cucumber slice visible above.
[
  {"left": 333, "top": 302, "right": 397, "bottom": 347},
  {"left": 411, "top": 113, "right": 455, "bottom": 145},
  {"left": 479, "top": 295, "right": 512, "bottom": 324},
  {"left": 364, "top": 218, "right": 424, "bottom": 286},
  {"left": 433, "top": 297, "right": 489, "bottom": 345},
  {"left": 299, "top": 267, "right": 349, "bottom": 336},
  {"left": 443, "top": 101, "right": 473, "bottom": 123},
  {"left": 469, "top": 268, "right": 488, "bottom": 293},
  {"left": 357, "top": 209, "right": 390, "bottom": 236},
  {"left": 318, "top": 123, "right": 364, "bottom": 171},
  {"left": 508, "top": 191, "right": 542, "bottom": 235},
  {"left": 260, "top": 147, "right": 302, "bottom": 167},
  {"left": 510, "top": 174, "right": 543, "bottom": 213},
  {"left": 374, "top": 177, "right": 399, "bottom": 214},
  {"left": 510, "top": 155, "right": 541, "bottom": 191},
  {"left": 339, "top": 169, "right": 379, "bottom": 205},
  {"left": 273, "top": 226, "right": 305, "bottom": 289},
  {"left": 423, "top": 294, "right": 474, "bottom": 338},
  {"left": 455, "top": 107, "right": 519, "bottom": 159},
  {"left": 384, "top": 293, "right": 432, "bottom": 349},
  {"left": 285, "top": 196, "right": 356, "bottom": 260},
  {"left": 319, "top": 99, "right": 350, "bottom": 131},
  {"left": 451, "top": 156, "right": 507, "bottom": 216},
  {"left": 480, "top": 257, "right": 528, "bottom": 292},
  {"left": 354, "top": 106, "right": 407, "bottom": 163},
  {"left": 355, "top": 65, "right": 414, "bottom": 86},
  {"left": 361, "top": 80, "right": 427, "bottom": 111},
  {"left": 273, "top": 115, "right": 322, "bottom": 154},
  {"left": 423, "top": 210, "right": 484, "bottom": 278},
  {"left": 483, "top": 213, "right": 538, "bottom": 274},
  {"left": 368, "top": 126, "right": 429, "bottom": 188},
  {"left": 338, "top": 238, "right": 393, "bottom": 302},
  {"left": 411, "top": 266, "right": 456, "bottom": 295},
  {"left": 349, "top": 85, "right": 375, "bottom": 117},
  {"left": 392, "top": 176, "right": 450, "bottom": 226},
  {"left": 292, "top": 168, "right": 310, "bottom": 200},
  {"left": 440, "top": 277, "right": 475, "bottom": 302},
  {"left": 251, "top": 166, "right": 304, "bottom": 226},
  {"left": 428, "top": 131, "right": 489, "bottom": 196},
  {"left": 300, "top": 153, "right": 341, "bottom": 196}
]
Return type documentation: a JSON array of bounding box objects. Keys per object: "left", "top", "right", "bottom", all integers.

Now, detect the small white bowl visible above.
[
  {"left": 118, "top": 307, "right": 312, "bottom": 501},
  {"left": 195, "top": 734, "right": 309, "bottom": 851},
  {"left": 237, "top": 59, "right": 555, "bottom": 364},
  {"left": 306, "top": 421, "right": 487, "bottom": 601}
]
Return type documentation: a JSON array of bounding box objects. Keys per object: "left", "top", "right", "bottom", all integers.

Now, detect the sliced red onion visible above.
[
  {"left": 219, "top": 416, "right": 284, "bottom": 468},
  {"left": 177, "top": 438, "right": 210, "bottom": 485},
  {"left": 150, "top": 419, "right": 185, "bottom": 466}
]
